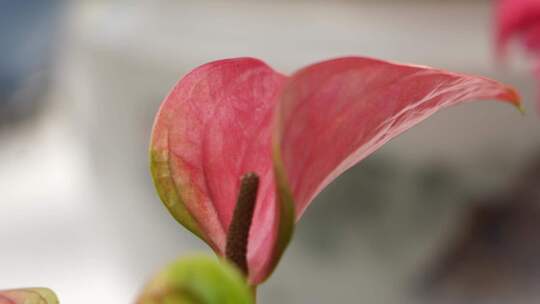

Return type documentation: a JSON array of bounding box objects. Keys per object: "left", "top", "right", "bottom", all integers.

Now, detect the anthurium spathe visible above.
[
  {"left": 0, "top": 288, "right": 59, "bottom": 304},
  {"left": 150, "top": 56, "right": 521, "bottom": 285}
]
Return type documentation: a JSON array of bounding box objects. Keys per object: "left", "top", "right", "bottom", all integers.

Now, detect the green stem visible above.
[{"left": 251, "top": 285, "right": 257, "bottom": 304}]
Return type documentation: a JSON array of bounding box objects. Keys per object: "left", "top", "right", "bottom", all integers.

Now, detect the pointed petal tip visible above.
[
  {"left": 517, "top": 103, "right": 527, "bottom": 115},
  {"left": 505, "top": 86, "right": 525, "bottom": 114}
]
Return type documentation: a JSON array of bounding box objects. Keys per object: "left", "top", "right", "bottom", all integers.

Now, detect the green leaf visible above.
[{"left": 137, "top": 255, "right": 254, "bottom": 304}]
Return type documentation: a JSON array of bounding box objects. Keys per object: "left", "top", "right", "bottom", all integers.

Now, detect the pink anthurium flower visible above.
[
  {"left": 0, "top": 288, "right": 58, "bottom": 304},
  {"left": 150, "top": 56, "right": 521, "bottom": 285},
  {"left": 496, "top": 0, "right": 540, "bottom": 109}
]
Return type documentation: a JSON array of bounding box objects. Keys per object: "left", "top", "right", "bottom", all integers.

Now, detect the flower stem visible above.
[
  {"left": 251, "top": 285, "right": 257, "bottom": 304},
  {"left": 225, "top": 172, "right": 259, "bottom": 276}
]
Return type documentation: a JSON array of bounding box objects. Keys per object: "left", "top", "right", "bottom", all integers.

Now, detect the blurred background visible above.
[{"left": 1, "top": 0, "right": 540, "bottom": 303}]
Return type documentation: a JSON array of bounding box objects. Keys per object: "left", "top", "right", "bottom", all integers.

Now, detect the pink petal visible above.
[
  {"left": 150, "top": 58, "right": 288, "bottom": 283},
  {"left": 523, "top": 22, "right": 540, "bottom": 53},
  {"left": 274, "top": 57, "right": 521, "bottom": 221}
]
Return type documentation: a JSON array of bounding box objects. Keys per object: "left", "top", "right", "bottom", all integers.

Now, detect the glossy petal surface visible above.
[
  {"left": 136, "top": 255, "right": 253, "bottom": 304},
  {"left": 151, "top": 56, "right": 521, "bottom": 285},
  {"left": 274, "top": 57, "right": 521, "bottom": 220},
  {"left": 150, "top": 58, "right": 288, "bottom": 283},
  {"left": 0, "top": 288, "right": 58, "bottom": 304}
]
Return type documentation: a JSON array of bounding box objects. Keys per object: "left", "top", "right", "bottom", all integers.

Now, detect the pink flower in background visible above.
[
  {"left": 496, "top": 0, "right": 540, "bottom": 109},
  {"left": 150, "top": 56, "right": 521, "bottom": 285},
  {"left": 496, "top": 0, "right": 540, "bottom": 58}
]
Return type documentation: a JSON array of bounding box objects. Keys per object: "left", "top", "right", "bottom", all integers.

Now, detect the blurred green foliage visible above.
[{"left": 136, "top": 255, "right": 253, "bottom": 304}]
